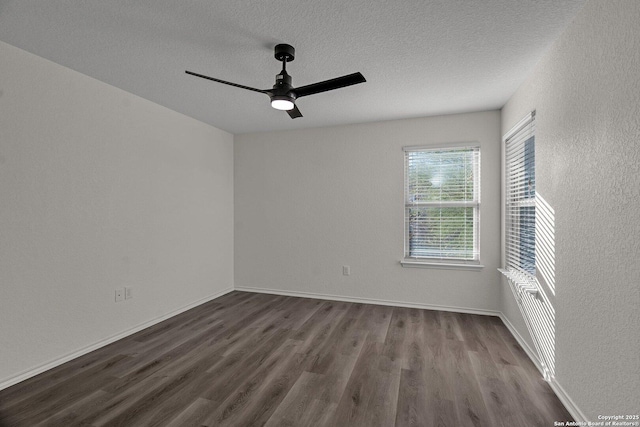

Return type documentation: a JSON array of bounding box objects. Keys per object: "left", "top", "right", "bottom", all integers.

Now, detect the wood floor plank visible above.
[
  {"left": 263, "top": 371, "right": 323, "bottom": 427},
  {"left": 1, "top": 355, "right": 128, "bottom": 426},
  {"left": 456, "top": 313, "right": 490, "bottom": 353},
  {"left": 423, "top": 327, "right": 456, "bottom": 402},
  {"left": 72, "top": 375, "right": 167, "bottom": 426},
  {"left": 108, "top": 318, "right": 226, "bottom": 380},
  {"left": 395, "top": 368, "right": 430, "bottom": 427},
  {"left": 0, "top": 337, "right": 135, "bottom": 409},
  {"left": 295, "top": 306, "right": 352, "bottom": 362},
  {"left": 491, "top": 316, "right": 554, "bottom": 395},
  {"left": 89, "top": 349, "right": 216, "bottom": 426},
  {"left": 202, "top": 329, "right": 292, "bottom": 403},
  {"left": 499, "top": 365, "right": 551, "bottom": 427},
  {"left": 226, "top": 352, "right": 312, "bottom": 427},
  {"left": 34, "top": 390, "right": 113, "bottom": 427},
  {"left": 307, "top": 304, "right": 368, "bottom": 374},
  {"left": 447, "top": 340, "right": 493, "bottom": 427},
  {"left": 474, "top": 315, "right": 519, "bottom": 367},
  {"left": 298, "top": 399, "right": 338, "bottom": 427},
  {"left": 130, "top": 371, "right": 221, "bottom": 426},
  {"left": 271, "top": 297, "right": 323, "bottom": 331},
  {"left": 202, "top": 339, "right": 305, "bottom": 426},
  {"left": 379, "top": 307, "right": 410, "bottom": 373},
  {"left": 331, "top": 338, "right": 384, "bottom": 426},
  {"left": 364, "top": 369, "right": 401, "bottom": 427},
  {"left": 403, "top": 307, "right": 428, "bottom": 372},
  {"left": 467, "top": 346, "right": 501, "bottom": 385},
  {"left": 0, "top": 292, "right": 573, "bottom": 427},
  {"left": 164, "top": 397, "right": 217, "bottom": 427},
  {"left": 440, "top": 310, "right": 465, "bottom": 341},
  {"left": 474, "top": 373, "right": 524, "bottom": 427},
  {"left": 291, "top": 300, "right": 349, "bottom": 342}
]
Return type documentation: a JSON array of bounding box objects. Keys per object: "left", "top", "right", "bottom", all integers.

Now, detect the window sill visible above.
[{"left": 400, "top": 260, "right": 484, "bottom": 270}]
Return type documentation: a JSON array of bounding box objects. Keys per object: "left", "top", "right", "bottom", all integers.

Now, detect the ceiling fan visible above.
[{"left": 185, "top": 44, "right": 366, "bottom": 119}]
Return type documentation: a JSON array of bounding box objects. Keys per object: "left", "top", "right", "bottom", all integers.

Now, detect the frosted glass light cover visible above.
[{"left": 271, "top": 99, "right": 294, "bottom": 110}]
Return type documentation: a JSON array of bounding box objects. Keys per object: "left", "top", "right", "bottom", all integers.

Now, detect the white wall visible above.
[
  {"left": 501, "top": 0, "right": 640, "bottom": 420},
  {"left": 0, "top": 41, "right": 234, "bottom": 385},
  {"left": 235, "top": 111, "right": 502, "bottom": 312}
]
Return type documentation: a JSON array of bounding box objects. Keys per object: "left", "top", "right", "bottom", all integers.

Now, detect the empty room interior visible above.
[{"left": 0, "top": 0, "right": 638, "bottom": 426}]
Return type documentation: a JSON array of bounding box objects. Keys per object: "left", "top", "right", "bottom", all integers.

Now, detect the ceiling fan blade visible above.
[
  {"left": 287, "top": 105, "right": 303, "bottom": 119},
  {"left": 185, "top": 70, "right": 267, "bottom": 94},
  {"left": 294, "top": 72, "right": 366, "bottom": 98}
]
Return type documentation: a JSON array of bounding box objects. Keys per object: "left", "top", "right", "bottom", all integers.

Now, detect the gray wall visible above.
[
  {"left": 0, "top": 41, "right": 234, "bottom": 385},
  {"left": 234, "top": 111, "right": 502, "bottom": 313},
  {"left": 501, "top": 0, "right": 640, "bottom": 419}
]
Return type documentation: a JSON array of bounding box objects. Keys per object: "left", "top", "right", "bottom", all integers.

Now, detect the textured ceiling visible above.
[{"left": 0, "top": 0, "right": 586, "bottom": 134}]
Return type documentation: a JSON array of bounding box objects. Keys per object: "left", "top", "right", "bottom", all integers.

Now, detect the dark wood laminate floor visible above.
[{"left": 0, "top": 291, "right": 572, "bottom": 426}]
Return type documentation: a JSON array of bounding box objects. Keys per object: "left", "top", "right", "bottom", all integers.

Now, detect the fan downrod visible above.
[{"left": 274, "top": 44, "right": 295, "bottom": 62}]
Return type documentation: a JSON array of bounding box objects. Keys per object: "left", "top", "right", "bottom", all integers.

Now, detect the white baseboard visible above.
[
  {"left": 498, "top": 313, "right": 587, "bottom": 423},
  {"left": 0, "top": 286, "right": 234, "bottom": 391},
  {"left": 497, "top": 313, "right": 544, "bottom": 375},
  {"left": 234, "top": 285, "right": 501, "bottom": 317},
  {"left": 548, "top": 377, "right": 588, "bottom": 423}
]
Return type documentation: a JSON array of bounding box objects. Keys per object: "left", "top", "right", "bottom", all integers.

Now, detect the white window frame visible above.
[{"left": 401, "top": 142, "right": 483, "bottom": 270}]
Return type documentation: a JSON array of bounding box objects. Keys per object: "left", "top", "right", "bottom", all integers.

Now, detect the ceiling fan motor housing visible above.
[{"left": 272, "top": 70, "right": 296, "bottom": 104}]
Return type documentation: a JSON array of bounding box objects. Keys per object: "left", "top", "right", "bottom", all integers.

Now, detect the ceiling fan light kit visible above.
[
  {"left": 185, "top": 44, "right": 366, "bottom": 119},
  {"left": 270, "top": 98, "right": 295, "bottom": 111}
]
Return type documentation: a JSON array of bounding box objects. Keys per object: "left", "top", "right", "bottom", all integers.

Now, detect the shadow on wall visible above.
[
  {"left": 530, "top": 192, "right": 556, "bottom": 379},
  {"left": 525, "top": 192, "right": 556, "bottom": 379},
  {"left": 536, "top": 192, "right": 556, "bottom": 296},
  {"left": 504, "top": 191, "right": 557, "bottom": 380}
]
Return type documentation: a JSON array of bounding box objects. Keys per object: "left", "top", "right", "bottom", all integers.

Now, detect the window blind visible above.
[
  {"left": 501, "top": 112, "right": 557, "bottom": 381},
  {"left": 404, "top": 146, "right": 480, "bottom": 261},
  {"left": 505, "top": 114, "right": 536, "bottom": 275}
]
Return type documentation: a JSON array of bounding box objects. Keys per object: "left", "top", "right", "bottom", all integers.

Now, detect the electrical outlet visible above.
[
  {"left": 343, "top": 265, "right": 351, "bottom": 276},
  {"left": 125, "top": 287, "right": 133, "bottom": 300},
  {"left": 115, "top": 288, "right": 124, "bottom": 302}
]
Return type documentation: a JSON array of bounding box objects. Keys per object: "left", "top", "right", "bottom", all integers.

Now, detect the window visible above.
[
  {"left": 501, "top": 112, "right": 557, "bottom": 382},
  {"left": 504, "top": 112, "right": 536, "bottom": 276},
  {"left": 403, "top": 145, "right": 481, "bottom": 265}
]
